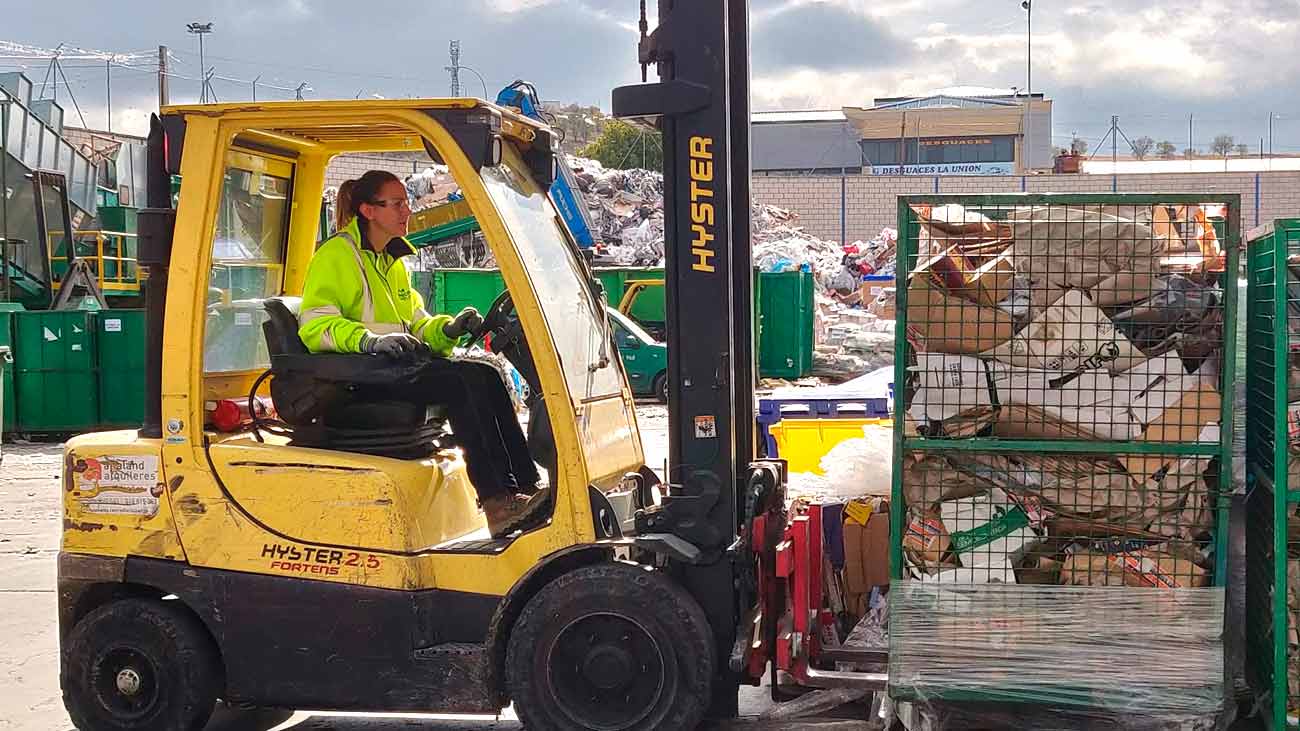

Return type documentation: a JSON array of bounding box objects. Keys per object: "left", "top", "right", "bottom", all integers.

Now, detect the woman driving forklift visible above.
[{"left": 299, "top": 170, "right": 549, "bottom": 538}]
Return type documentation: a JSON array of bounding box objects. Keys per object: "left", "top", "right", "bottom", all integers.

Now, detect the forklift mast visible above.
[{"left": 614, "top": 0, "right": 759, "bottom": 717}]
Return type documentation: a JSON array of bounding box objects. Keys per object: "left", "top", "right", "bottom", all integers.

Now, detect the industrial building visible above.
[{"left": 752, "top": 87, "right": 1054, "bottom": 176}]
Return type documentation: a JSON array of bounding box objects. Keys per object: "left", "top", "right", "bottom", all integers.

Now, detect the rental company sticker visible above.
[
  {"left": 70, "top": 456, "right": 162, "bottom": 517},
  {"left": 694, "top": 415, "right": 717, "bottom": 439},
  {"left": 103, "top": 318, "right": 122, "bottom": 333}
]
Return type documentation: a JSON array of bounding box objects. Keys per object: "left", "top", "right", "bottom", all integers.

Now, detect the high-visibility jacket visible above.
[{"left": 298, "top": 217, "right": 458, "bottom": 355}]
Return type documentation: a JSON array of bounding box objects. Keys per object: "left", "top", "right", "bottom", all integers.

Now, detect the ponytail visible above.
[{"left": 334, "top": 179, "right": 356, "bottom": 231}]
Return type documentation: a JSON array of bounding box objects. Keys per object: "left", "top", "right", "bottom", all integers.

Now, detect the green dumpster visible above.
[
  {"left": 0, "top": 346, "right": 9, "bottom": 461},
  {"left": 0, "top": 304, "right": 20, "bottom": 436},
  {"left": 429, "top": 269, "right": 506, "bottom": 315},
  {"left": 96, "top": 309, "right": 146, "bottom": 428},
  {"left": 14, "top": 310, "right": 99, "bottom": 433},
  {"left": 97, "top": 205, "right": 138, "bottom": 234},
  {"left": 758, "top": 270, "right": 814, "bottom": 379}
]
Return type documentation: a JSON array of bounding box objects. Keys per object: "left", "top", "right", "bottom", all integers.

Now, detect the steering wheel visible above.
[{"left": 465, "top": 288, "right": 516, "bottom": 349}]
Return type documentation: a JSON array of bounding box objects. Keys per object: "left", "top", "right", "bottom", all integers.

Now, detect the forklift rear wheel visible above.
[
  {"left": 506, "top": 562, "right": 714, "bottom": 731},
  {"left": 62, "top": 598, "right": 221, "bottom": 731},
  {"left": 653, "top": 373, "right": 668, "bottom": 404}
]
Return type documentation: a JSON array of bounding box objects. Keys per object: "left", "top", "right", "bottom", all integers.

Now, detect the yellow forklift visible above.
[{"left": 56, "top": 3, "right": 885, "bottom": 729}]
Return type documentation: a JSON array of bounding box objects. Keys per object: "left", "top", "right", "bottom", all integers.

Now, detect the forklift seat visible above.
[{"left": 260, "top": 297, "right": 447, "bottom": 459}]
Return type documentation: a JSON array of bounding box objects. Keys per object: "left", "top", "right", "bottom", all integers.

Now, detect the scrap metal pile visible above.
[
  {"left": 899, "top": 202, "right": 1230, "bottom": 587},
  {"left": 568, "top": 156, "right": 665, "bottom": 265},
  {"left": 395, "top": 157, "right": 907, "bottom": 380}
]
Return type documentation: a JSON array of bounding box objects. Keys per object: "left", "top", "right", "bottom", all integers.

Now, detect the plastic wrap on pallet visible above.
[{"left": 888, "top": 582, "right": 1226, "bottom": 728}]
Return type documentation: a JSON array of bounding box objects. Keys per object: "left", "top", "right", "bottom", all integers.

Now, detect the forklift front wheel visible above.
[
  {"left": 506, "top": 562, "right": 714, "bottom": 731},
  {"left": 62, "top": 598, "right": 221, "bottom": 731}
]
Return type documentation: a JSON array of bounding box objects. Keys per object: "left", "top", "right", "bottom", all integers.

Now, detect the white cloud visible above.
[
  {"left": 751, "top": 67, "right": 954, "bottom": 110},
  {"left": 483, "top": 0, "right": 553, "bottom": 12}
]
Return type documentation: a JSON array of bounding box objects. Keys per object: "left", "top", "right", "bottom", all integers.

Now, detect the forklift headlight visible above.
[{"left": 490, "top": 135, "right": 503, "bottom": 167}]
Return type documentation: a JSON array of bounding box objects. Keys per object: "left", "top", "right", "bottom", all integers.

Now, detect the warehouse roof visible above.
[{"left": 751, "top": 110, "right": 848, "bottom": 124}]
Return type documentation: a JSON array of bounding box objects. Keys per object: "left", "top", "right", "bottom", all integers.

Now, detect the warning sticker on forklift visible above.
[
  {"left": 70, "top": 456, "right": 162, "bottom": 517},
  {"left": 694, "top": 415, "right": 717, "bottom": 439}
]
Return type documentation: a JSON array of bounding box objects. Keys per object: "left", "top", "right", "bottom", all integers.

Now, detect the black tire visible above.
[
  {"left": 653, "top": 372, "right": 668, "bottom": 404},
  {"left": 62, "top": 598, "right": 221, "bottom": 731},
  {"left": 506, "top": 562, "right": 714, "bottom": 731}
]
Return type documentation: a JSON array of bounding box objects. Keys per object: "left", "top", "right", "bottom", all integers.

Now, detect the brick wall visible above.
[
  {"left": 327, "top": 153, "right": 1300, "bottom": 243},
  {"left": 755, "top": 171, "right": 1300, "bottom": 244},
  {"left": 325, "top": 152, "right": 431, "bottom": 187}
]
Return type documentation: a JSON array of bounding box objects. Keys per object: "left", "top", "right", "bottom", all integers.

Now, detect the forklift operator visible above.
[{"left": 298, "top": 170, "right": 550, "bottom": 538}]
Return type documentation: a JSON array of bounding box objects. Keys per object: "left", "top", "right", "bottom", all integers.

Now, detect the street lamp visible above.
[
  {"left": 1020, "top": 0, "right": 1031, "bottom": 96},
  {"left": 444, "top": 64, "right": 490, "bottom": 100},
  {"left": 186, "top": 22, "right": 213, "bottom": 103},
  {"left": 1269, "top": 112, "right": 1278, "bottom": 158},
  {"left": 1013, "top": 1, "right": 1034, "bottom": 170}
]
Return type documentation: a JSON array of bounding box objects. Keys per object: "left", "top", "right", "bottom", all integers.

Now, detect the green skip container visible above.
[
  {"left": 96, "top": 309, "right": 146, "bottom": 429},
  {"left": 14, "top": 310, "right": 99, "bottom": 433},
  {"left": 0, "top": 304, "right": 21, "bottom": 436}
]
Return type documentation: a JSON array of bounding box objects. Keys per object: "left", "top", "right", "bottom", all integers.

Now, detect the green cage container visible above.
[
  {"left": 1245, "top": 218, "right": 1300, "bottom": 730},
  {"left": 96, "top": 309, "right": 146, "bottom": 428},
  {"left": 889, "top": 194, "right": 1240, "bottom": 725},
  {"left": 14, "top": 309, "right": 99, "bottom": 432}
]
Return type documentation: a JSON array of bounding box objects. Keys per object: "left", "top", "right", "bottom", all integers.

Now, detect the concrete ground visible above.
[{"left": 0, "top": 407, "right": 881, "bottom": 730}]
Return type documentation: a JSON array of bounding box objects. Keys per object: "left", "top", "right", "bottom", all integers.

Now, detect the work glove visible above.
[
  {"left": 442, "top": 307, "right": 484, "bottom": 339},
  {"left": 360, "top": 331, "right": 422, "bottom": 357}
]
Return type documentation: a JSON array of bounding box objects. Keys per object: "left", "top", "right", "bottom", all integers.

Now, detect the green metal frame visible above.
[
  {"left": 1246, "top": 218, "right": 1300, "bottom": 731},
  {"left": 889, "top": 193, "right": 1241, "bottom": 712},
  {"left": 407, "top": 215, "right": 481, "bottom": 247}
]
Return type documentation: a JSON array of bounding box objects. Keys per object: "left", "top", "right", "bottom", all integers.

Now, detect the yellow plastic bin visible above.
[{"left": 768, "top": 417, "right": 891, "bottom": 474}]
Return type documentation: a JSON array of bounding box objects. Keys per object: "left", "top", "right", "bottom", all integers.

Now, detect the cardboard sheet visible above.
[
  {"left": 1059, "top": 548, "right": 1209, "bottom": 588},
  {"left": 906, "top": 276, "right": 1014, "bottom": 355},
  {"left": 1121, "top": 385, "right": 1222, "bottom": 478},
  {"left": 1005, "top": 206, "right": 1165, "bottom": 290},
  {"left": 982, "top": 289, "right": 1146, "bottom": 374}
]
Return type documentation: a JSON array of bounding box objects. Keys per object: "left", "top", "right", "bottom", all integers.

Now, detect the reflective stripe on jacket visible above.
[{"left": 298, "top": 217, "right": 457, "bottom": 354}]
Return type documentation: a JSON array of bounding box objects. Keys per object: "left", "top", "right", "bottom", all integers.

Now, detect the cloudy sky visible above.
[{"left": 4, "top": 0, "right": 1299, "bottom": 154}]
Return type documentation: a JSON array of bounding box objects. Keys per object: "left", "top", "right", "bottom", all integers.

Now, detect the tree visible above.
[
  {"left": 1131, "top": 136, "right": 1154, "bottom": 160},
  {"left": 578, "top": 119, "right": 663, "bottom": 171},
  {"left": 1069, "top": 136, "right": 1089, "bottom": 156},
  {"left": 1211, "top": 134, "right": 1235, "bottom": 157},
  {"left": 1156, "top": 141, "right": 1177, "bottom": 159},
  {"left": 547, "top": 104, "right": 609, "bottom": 150},
  {"left": 1235, "top": 143, "right": 1251, "bottom": 158}
]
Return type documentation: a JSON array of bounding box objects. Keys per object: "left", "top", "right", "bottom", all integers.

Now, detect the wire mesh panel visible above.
[
  {"left": 889, "top": 194, "right": 1239, "bottom": 728},
  {"left": 1245, "top": 219, "right": 1300, "bottom": 731},
  {"left": 898, "top": 449, "right": 1220, "bottom": 588}
]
